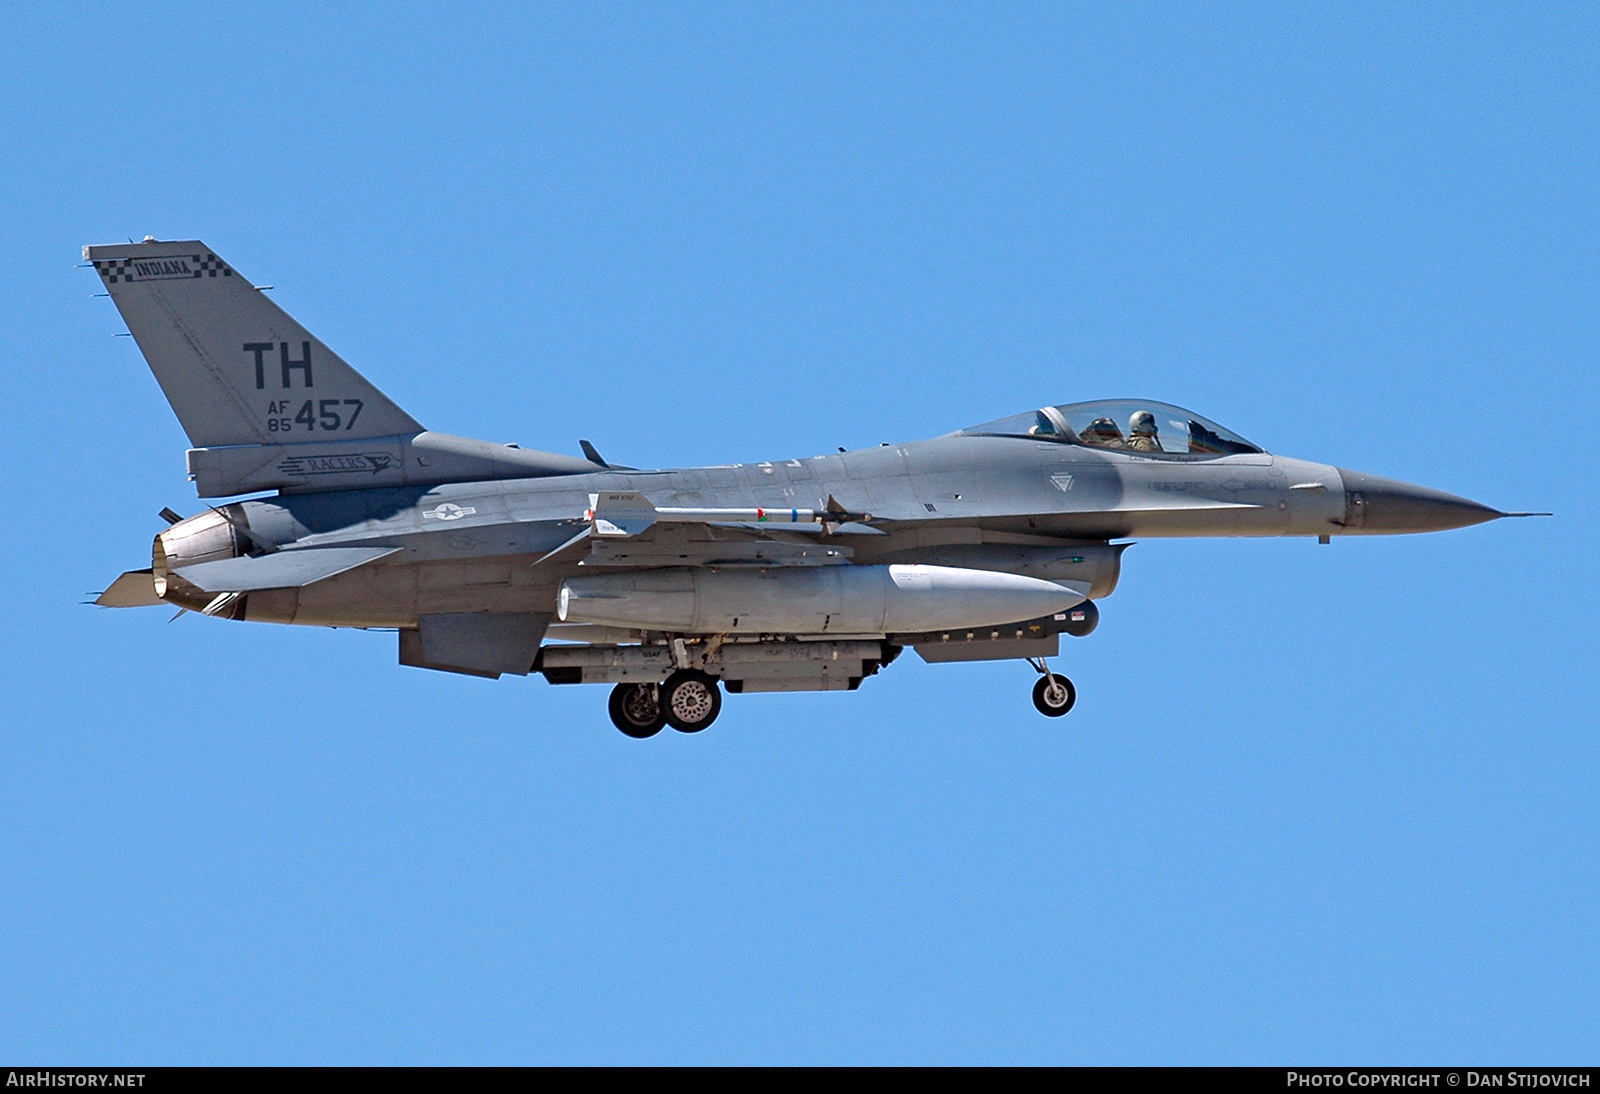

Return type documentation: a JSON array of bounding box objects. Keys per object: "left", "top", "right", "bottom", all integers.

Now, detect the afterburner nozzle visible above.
[{"left": 151, "top": 508, "right": 244, "bottom": 607}]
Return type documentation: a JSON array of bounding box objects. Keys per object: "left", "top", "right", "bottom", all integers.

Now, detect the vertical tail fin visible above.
[{"left": 85, "top": 239, "right": 422, "bottom": 447}]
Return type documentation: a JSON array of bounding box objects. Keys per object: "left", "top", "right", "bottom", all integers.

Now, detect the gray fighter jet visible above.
[{"left": 89, "top": 239, "right": 1538, "bottom": 736}]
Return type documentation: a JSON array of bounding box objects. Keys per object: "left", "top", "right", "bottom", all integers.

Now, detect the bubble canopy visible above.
[{"left": 960, "top": 400, "right": 1265, "bottom": 456}]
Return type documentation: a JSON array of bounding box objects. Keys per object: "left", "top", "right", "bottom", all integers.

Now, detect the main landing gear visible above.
[
  {"left": 608, "top": 681, "right": 666, "bottom": 738},
  {"left": 607, "top": 672, "right": 723, "bottom": 738},
  {"left": 661, "top": 670, "right": 722, "bottom": 732},
  {"left": 1027, "top": 657, "right": 1076, "bottom": 717}
]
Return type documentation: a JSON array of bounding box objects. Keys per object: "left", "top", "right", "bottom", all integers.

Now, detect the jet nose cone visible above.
[{"left": 1336, "top": 469, "right": 1503, "bottom": 534}]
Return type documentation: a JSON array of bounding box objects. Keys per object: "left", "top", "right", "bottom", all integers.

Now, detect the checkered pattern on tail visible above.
[{"left": 93, "top": 253, "right": 233, "bottom": 284}]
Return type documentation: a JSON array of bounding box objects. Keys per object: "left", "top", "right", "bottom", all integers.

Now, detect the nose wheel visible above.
[{"left": 1028, "top": 658, "right": 1076, "bottom": 717}]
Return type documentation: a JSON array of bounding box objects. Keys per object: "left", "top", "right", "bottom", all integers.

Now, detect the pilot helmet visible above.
[{"left": 1129, "top": 410, "right": 1157, "bottom": 435}]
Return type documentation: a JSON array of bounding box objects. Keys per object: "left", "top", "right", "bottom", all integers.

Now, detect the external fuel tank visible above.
[{"left": 558, "top": 563, "right": 1086, "bottom": 635}]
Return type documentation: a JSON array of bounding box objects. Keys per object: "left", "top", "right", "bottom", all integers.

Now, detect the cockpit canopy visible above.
[{"left": 960, "top": 399, "right": 1264, "bottom": 456}]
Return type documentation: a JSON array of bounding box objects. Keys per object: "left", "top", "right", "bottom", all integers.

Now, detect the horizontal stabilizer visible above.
[
  {"left": 96, "top": 569, "right": 163, "bottom": 607},
  {"left": 174, "top": 546, "right": 401, "bottom": 592}
]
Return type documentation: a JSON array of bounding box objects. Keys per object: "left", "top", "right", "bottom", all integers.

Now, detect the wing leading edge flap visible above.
[{"left": 173, "top": 546, "right": 402, "bottom": 592}]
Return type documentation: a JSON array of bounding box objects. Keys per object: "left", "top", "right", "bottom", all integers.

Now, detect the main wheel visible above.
[
  {"left": 1032, "top": 673, "right": 1076, "bottom": 717},
  {"left": 661, "top": 670, "right": 722, "bottom": 733},
  {"left": 609, "top": 682, "right": 666, "bottom": 738}
]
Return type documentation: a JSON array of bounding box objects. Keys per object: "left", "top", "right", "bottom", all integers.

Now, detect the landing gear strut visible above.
[
  {"left": 608, "top": 682, "right": 666, "bottom": 738},
  {"left": 1028, "top": 657, "right": 1076, "bottom": 717}
]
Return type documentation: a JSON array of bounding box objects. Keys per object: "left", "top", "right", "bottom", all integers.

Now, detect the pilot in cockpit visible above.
[
  {"left": 1079, "top": 417, "right": 1125, "bottom": 447},
  {"left": 1126, "top": 410, "right": 1161, "bottom": 452}
]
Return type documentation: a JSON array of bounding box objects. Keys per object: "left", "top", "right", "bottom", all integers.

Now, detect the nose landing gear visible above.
[{"left": 1027, "top": 657, "right": 1076, "bottom": 717}]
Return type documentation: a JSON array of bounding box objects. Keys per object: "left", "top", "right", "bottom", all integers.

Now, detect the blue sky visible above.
[{"left": 1, "top": 3, "right": 1595, "bottom": 1063}]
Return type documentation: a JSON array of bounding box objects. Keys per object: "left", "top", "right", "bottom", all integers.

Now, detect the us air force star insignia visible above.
[{"left": 423, "top": 503, "right": 476, "bottom": 521}]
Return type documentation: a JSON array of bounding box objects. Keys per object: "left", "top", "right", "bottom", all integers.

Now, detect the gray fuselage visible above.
[{"left": 158, "top": 434, "right": 1413, "bottom": 629}]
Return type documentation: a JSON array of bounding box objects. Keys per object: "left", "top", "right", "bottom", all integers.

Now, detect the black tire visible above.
[
  {"left": 1032, "top": 674, "right": 1076, "bottom": 717},
  {"left": 661, "top": 670, "right": 722, "bottom": 733},
  {"left": 608, "top": 682, "right": 666, "bottom": 738}
]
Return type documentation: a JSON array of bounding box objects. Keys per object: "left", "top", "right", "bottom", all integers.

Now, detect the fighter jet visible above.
[{"left": 88, "top": 239, "right": 1539, "bottom": 737}]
